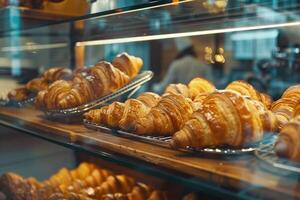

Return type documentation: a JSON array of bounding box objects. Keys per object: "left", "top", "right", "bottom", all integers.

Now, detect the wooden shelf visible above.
[{"left": 0, "top": 107, "right": 299, "bottom": 199}]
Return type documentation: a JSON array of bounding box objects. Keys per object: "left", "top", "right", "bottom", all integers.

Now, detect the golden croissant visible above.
[
  {"left": 84, "top": 92, "right": 161, "bottom": 129},
  {"left": 36, "top": 53, "right": 142, "bottom": 110},
  {"left": 275, "top": 116, "right": 300, "bottom": 163},
  {"left": 225, "top": 80, "right": 273, "bottom": 109},
  {"left": 271, "top": 84, "right": 300, "bottom": 130},
  {"left": 188, "top": 77, "right": 216, "bottom": 100},
  {"left": 133, "top": 94, "right": 194, "bottom": 136},
  {"left": 8, "top": 67, "right": 72, "bottom": 102},
  {"left": 164, "top": 83, "right": 190, "bottom": 98},
  {"left": 171, "top": 90, "right": 277, "bottom": 148}
]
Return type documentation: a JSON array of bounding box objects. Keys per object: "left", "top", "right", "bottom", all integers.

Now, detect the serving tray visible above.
[
  {"left": 255, "top": 135, "right": 300, "bottom": 174},
  {"left": 43, "top": 71, "right": 153, "bottom": 122},
  {"left": 83, "top": 120, "right": 257, "bottom": 155}
]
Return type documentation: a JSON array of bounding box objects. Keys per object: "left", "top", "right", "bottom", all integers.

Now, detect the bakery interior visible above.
[{"left": 1, "top": 0, "right": 300, "bottom": 199}]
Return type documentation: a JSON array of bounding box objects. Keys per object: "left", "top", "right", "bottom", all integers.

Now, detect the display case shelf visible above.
[{"left": 0, "top": 106, "right": 299, "bottom": 200}]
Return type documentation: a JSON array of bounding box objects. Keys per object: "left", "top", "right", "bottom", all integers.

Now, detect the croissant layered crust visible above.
[
  {"left": 187, "top": 77, "right": 216, "bottom": 100},
  {"left": 171, "top": 90, "right": 277, "bottom": 148},
  {"left": 271, "top": 84, "right": 300, "bottom": 130},
  {"left": 225, "top": 80, "right": 273, "bottom": 109},
  {"left": 8, "top": 67, "right": 72, "bottom": 102},
  {"left": 36, "top": 53, "right": 143, "bottom": 110},
  {"left": 275, "top": 116, "right": 300, "bottom": 163},
  {"left": 134, "top": 94, "right": 194, "bottom": 136},
  {"left": 164, "top": 83, "right": 190, "bottom": 98},
  {"left": 84, "top": 92, "right": 161, "bottom": 129}
]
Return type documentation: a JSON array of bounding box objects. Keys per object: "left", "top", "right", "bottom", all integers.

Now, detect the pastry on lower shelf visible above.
[
  {"left": 36, "top": 53, "right": 143, "bottom": 110},
  {"left": 0, "top": 162, "right": 169, "bottom": 200},
  {"left": 271, "top": 84, "right": 300, "bottom": 130},
  {"left": 225, "top": 80, "right": 272, "bottom": 109},
  {"left": 7, "top": 67, "right": 72, "bottom": 102},
  {"left": 275, "top": 116, "right": 300, "bottom": 163},
  {"left": 171, "top": 90, "right": 277, "bottom": 148}
]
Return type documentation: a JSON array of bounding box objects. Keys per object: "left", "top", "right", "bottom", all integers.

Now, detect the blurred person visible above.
[{"left": 153, "top": 38, "right": 213, "bottom": 93}]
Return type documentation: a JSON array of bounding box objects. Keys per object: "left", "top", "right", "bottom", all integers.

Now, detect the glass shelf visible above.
[{"left": 0, "top": 107, "right": 299, "bottom": 200}]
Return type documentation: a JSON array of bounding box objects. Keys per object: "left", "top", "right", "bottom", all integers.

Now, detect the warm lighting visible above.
[
  {"left": 76, "top": 22, "right": 300, "bottom": 47},
  {"left": 172, "top": 0, "right": 179, "bottom": 5}
]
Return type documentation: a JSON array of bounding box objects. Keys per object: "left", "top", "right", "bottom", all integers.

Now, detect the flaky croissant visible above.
[
  {"left": 171, "top": 90, "right": 277, "bottom": 148},
  {"left": 188, "top": 77, "right": 216, "bottom": 100},
  {"left": 7, "top": 87, "right": 30, "bottom": 101},
  {"left": 8, "top": 67, "right": 72, "bottom": 102},
  {"left": 164, "top": 84, "right": 190, "bottom": 98},
  {"left": 37, "top": 53, "right": 142, "bottom": 110},
  {"left": 225, "top": 80, "right": 273, "bottom": 109},
  {"left": 271, "top": 84, "right": 300, "bottom": 130},
  {"left": 133, "top": 94, "right": 194, "bottom": 136},
  {"left": 275, "top": 116, "right": 300, "bottom": 163},
  {"left": 112, "top": 52, "right": 143, "bottom": 78},
  {"left": 83, "top": 92, "right": 160, "bottom": 128}
]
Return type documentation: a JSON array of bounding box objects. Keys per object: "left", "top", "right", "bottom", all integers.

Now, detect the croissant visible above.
[
  {"left": 91, "top": 175, "right": 137, "bottom": 199},
  {"left": 112, "top": 52, "right": 143, "bottom": 78},
  {"left": 133, "top": 94, "right": 194, "bottom": 136},
  {"left": 271, "top": 84, "right": 300, "bottom": 130},
  {"left": 42, "top": 67, "right": 72, "bottom": 82},
  {"left": 83, "top": 92, "right": 160, "bottom": 128},
  {"left": 8, "top": 67, "right": 72, "bottom": 102},
  {"left": 7, "top": 87, "right": 30, "bottom": 101},
  {"left": 164, "top": 84, "right": 190, "bottom": 98},
  {"left": 295, "top": 104, "right": 300, "bottom": 117},
  {"left": 171, "top": 90, "right": 277, "bottom": 148},
  {"left": 188, "top": 77, "right": 216, "bottom": 100},
  {"left": 275, "top": 116, "right": 300, "bottom": 163},
  {"left": 37, "top": 53, "right": 142, "bottom": 110},
  {"left": 225, "top": 80, "right": 273, "bottom": 109}
]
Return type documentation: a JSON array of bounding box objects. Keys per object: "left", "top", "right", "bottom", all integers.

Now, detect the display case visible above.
[{"left": 1, "top": 1, "right": 300, "bottom": 200}]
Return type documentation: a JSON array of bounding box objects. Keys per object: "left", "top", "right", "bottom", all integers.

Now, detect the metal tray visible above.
[
  {"left": 43, "top": 71, "right": 153, "bottom": 122},
  {"left": 83, "top": 120, "right": 256, "bottom": 155},
  {"left": 255, "top": 135, "right": 300, "bottom": 174}
]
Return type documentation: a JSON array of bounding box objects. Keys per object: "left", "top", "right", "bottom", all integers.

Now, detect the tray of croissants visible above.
[
  {"left": 0, "top": 162, "right": 181, "bottom": 200},
  {"left": 2, "top": 52, "right": 153, "bottom": 122}
]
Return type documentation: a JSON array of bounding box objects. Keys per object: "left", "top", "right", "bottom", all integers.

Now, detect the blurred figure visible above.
[{"left": 153, "top": 38, "right": 213, "bottom": 93}]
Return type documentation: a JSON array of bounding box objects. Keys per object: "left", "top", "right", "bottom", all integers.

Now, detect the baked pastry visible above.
[
  {"left": 112, "top": 52, "right": 143, "bottom": 78},
  {"left": 8, "top": 67, "right": 72, "bottom": 102},
  {"left": 271, "top": 84, "right": 300, "bottom": 130},
  {"left": 84, "top": 92, "right": 161, "bottom": 128},
  {"left": 7, "top": 87, "right": 30, "bottom": 101},
  {"left": 275, "top": 116, "right": 300, "bottom": 163},
  {"left": 36, "top": 53, "right": 142, "bottom": 110},
  {"left": 225, "top": 80, "right": 273, "bottom": 109},
  {"left": 133, "top": 94, "right": 194, "bottom": 136},
  {"left": 164, "top": 84, "right": 190, "bottom": 98},
  {"left": 188, "top": 77, "right": 216, "bottom": 100},
  {"left": 171, "top": 90, "right": 277, "bottom": 148}
]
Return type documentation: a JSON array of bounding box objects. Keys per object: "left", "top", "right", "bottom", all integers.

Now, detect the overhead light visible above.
[{"left": 76, "top": 21, "right": 300, "bottom": 47}]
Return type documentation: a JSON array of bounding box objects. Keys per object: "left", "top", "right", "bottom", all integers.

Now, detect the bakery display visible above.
[
  {"left": 275, "top": 116, "right": 300, "bottom": 163},
  {"left": 0, "top": 162, "right": 168, "bottom": 200},
  {"left": 271, "top": 84, "right": 300, "bottom": 130},
  {"left": 36, "top": 53, "right": 143, "bottom": 110},
  {"left": 7, "top": 67, "right": 72, "bottom": 102},
  {"left": 170, "top": 90, "right": 277, "bottom": 148}
]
